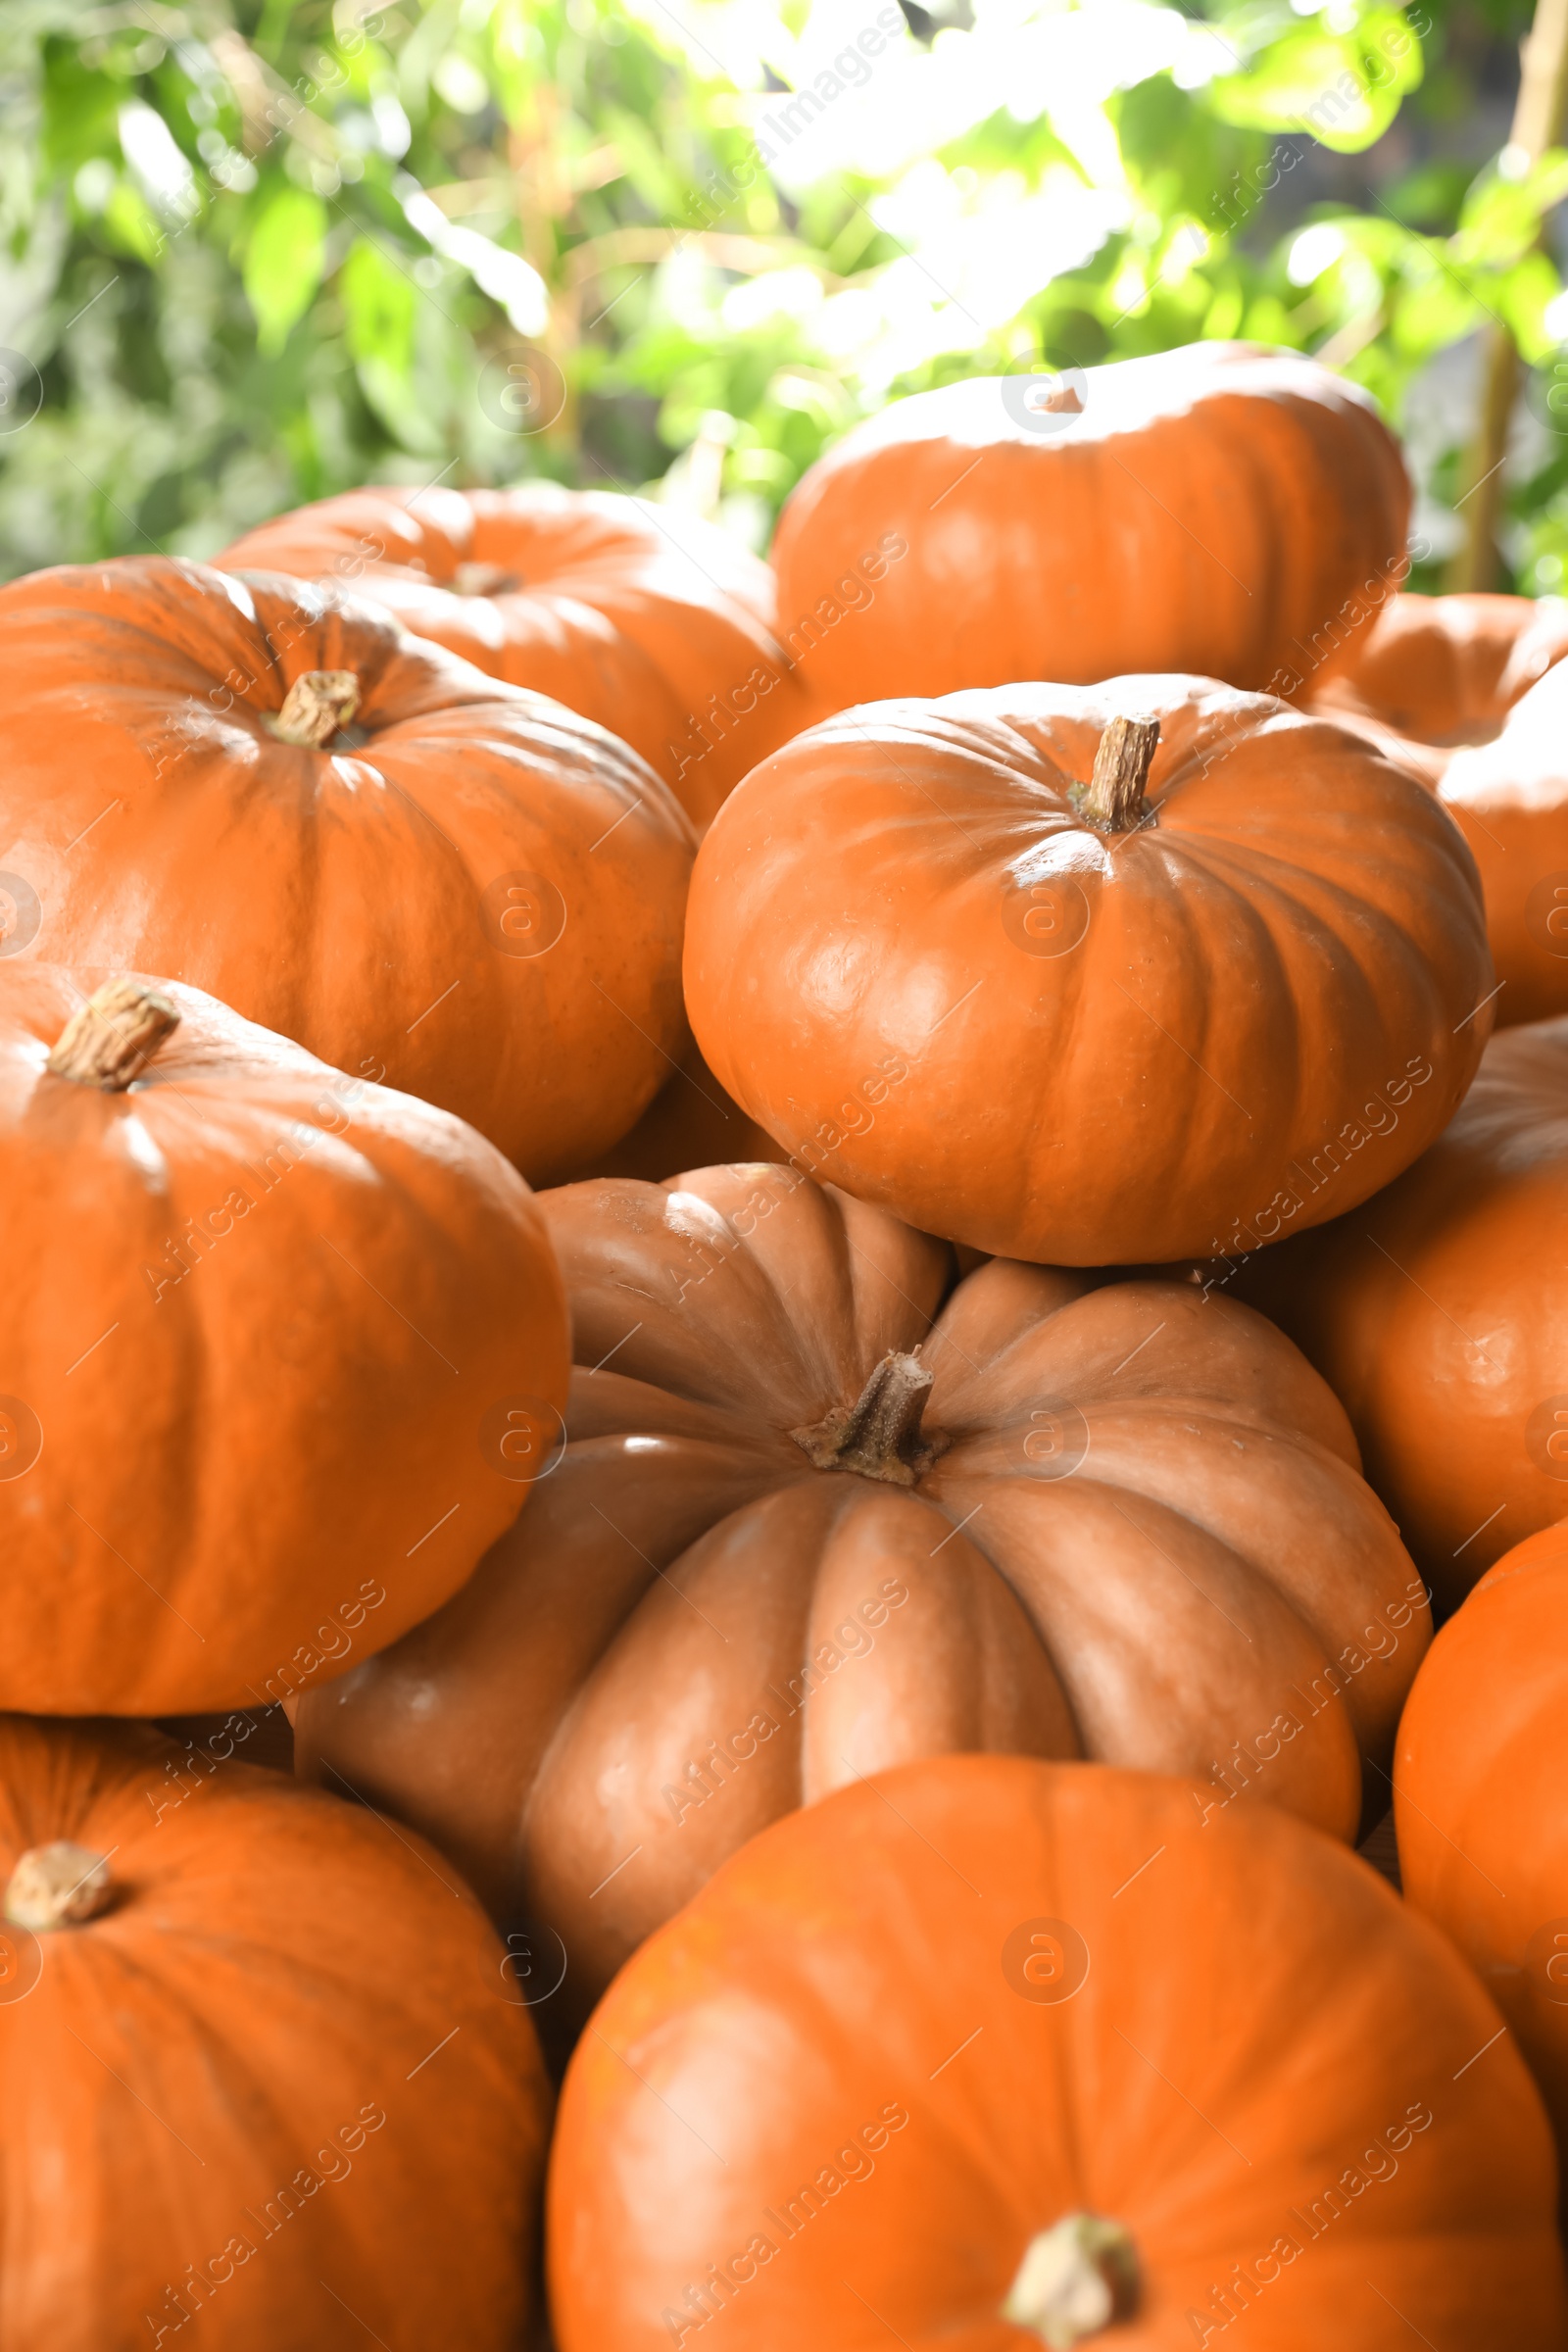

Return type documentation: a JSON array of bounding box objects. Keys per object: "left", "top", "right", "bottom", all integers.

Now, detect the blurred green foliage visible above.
[{"left": 0, "top": 0, "right": 1563, "bottom": 586}]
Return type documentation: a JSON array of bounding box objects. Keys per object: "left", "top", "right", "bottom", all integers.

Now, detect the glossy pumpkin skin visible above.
[
  {"left": 683, "top": 678, "right": 1493, "bottom": 1265},
  {"left": 1226, "top": 1016, "right": 1568, "bottom": 1614},
  {"left": 0, "top": 557, "right": 695, "bottom": 1182},
  {"left": 0, "top": 1714, "right": 550, "bottom": 2351},
  {"left": 548, "top": 1753, "right": 1566, "bottom": 2352},
  {"left": 295, "top": 1165, "right": 1428, "bottom": 2042},
  {"left": 769, "top": 342, "right": 1409, "bottom": 715},
  {"left": 0, "top": 965, "right": 569, "bottom": 1714},
  {"left": 218, "top": 482, "right": 808, "bottom": 827},
  {"left": 1313, "top": 594, "right": 1568, "bottom": 1026},
  {"left": 1396, "top": 1525, "right": 1568, "bottom": 2191}
]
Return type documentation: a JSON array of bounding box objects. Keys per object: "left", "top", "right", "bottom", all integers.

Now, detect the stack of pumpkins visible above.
[{"left": 1, "top": 338, "right": 1567, "bottom": 2349}]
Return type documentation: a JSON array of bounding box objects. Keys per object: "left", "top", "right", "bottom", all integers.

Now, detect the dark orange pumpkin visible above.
[
  {"left": 1223, "top": 1014, "right": 1568, "bottom": 1612},
  {"left": 769, "top": 342, "right": 1408, "bottom": 715},
  {"left": 0, "top": 1712, "right": 550, "bottom": 2350},
  {"left": 296, "top": 1165, "right": 1428, "bottom": 2044},
  {"left": 548, "top": 1753, "right": 1567, "bottom": 2350},
  {"left": 0, "top": 965, "right": 568, "bottom": 1714},
  {"left": 682, "top": 678, "right": 1493, "bottom": 1265},
  {"left": 1396, "top": 1522, "right": 1568, "bottom": 2201},
  {"left": 219, "top": 482, "right": 808, "bottom": 827},
  {"left": 1312, "top": 592, "right": 1568, "bottom": 1026},
  {"left": 0, "top": 557, "right": 695, "bottom": 1183}
]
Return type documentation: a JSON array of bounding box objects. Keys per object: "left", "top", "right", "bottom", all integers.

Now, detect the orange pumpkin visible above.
[
  {"left": 295, "top": 1165, "right": 1428, "bottom": 2045},
  {"left": 0, "top": 1712, "right": 550, "bottom": 2350},
  {"left": 1225, "top": 1014, "right": 1568, "bottom": 1612},
  {"left": 683, "top": 679, "right": 1493, "bottom": 1265},
  {"left": 218, "top": 483, "right": 808, "bottom": 827},
  {"left": 0, "top": 966, "right": 568, "bottom": 1714},
  {"left": 0, "top": 557, "right": 695, "bottom": 1182},
  {"left": 1312, "top": 593, "right": 1568, "bottom": 1026},
  {"left": 1396, "top": 1523, "right": 1568, "bottom": 2200},
  {"left": 769, "top": 342, "right": 1408, "bottom": 716},
  {"left": 548, "top": 1753, "right": 1567, "bottom": 2350}
]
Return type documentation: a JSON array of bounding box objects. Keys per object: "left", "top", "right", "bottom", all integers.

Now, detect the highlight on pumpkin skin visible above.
[{"left": 545, "top": 1755, "right": 1568, "bottom": 2350}]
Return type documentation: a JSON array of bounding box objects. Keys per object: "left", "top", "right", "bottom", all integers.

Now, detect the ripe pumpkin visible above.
[
  {"left": 0, "top": 965, "right": 568, "bottom": 1714},
  {"left": 1225, "top": 1014, "right": 1568, "bottom": 1613},
  {"left": 0, "top": 557, "right": 695, "bottom": 1182},
  {"left": 769, "top": 342, "right": 1409, "bottom": 716},
  {"left": 295, "top": 1164, "right": 1429, "bottom": 2044},
  {"left": 0, "top": 1712, "right": 549, "bottom": 2351},
  {"left": 1312, "top": 593, "right": 1568, "bottom": 1026},
  {"left": 682, "top": 679, "right": 1493, "bottom": 1265},
  {"left": 565, "top": 1037, "right": 784, "bottom": 1182},
  {"left": 1396, "top": 1523, "right": 1568, "bottom": 2200},
  {"left": 1313, "top": 592, "right": 1568, "bottom": 764},
  {"left": 218, "top": 483, "right": 808, "bottom": 827},
  {"left": 548, "top": 1753, "right": 1567, "bottom": 2351}
]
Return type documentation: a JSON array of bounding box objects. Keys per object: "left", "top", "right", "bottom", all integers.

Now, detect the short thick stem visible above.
[
  {"left": 266, "top": 669, "right": 361, "bottom": 748},
  {"left": 451, "top": 562, "right": 521, "bottom": 597},
  {"left": 791, "top": 1349, "right": 941, "bottom": 1487},
  {"left": 1002, "top": 2214, "right": 1140, "bottom": 2348},
  {"left": 47, "top": 979, "right": 180, "bottom": 1092},
  {"left": 1081, "top": 715, "right": 1159, "bottom": 833},
  {"left": 4, "top": 1841, "right": 114, "bottom": 1933}
]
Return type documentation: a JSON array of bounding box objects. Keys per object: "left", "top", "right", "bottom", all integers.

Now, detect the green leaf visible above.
[
  {"left": 243, "top": 185, "right": 328, "bottom": 358},
  {"left": 1206, "top": 6, "right": 1422, "bottom": 153}
]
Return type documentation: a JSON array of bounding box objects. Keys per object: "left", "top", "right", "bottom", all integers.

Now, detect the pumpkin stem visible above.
[
  {"left": 451, "top": 562, "right": 521, "bottom": 597},
  {"left": 4, "top": 1841, "right": 114, "bottom": 1933},
  {"left": 1002, "top": 2214, "right": 1140, "bottom": 2348},
  {"left": 47, "top": 978, "right": 181, "bottom": 1092},
  {"left": 266, "top": 668, "right": 361, "bottom": 748},
  {"left": 791, "top": 1348, "right": 942, "bottom": 1488},
  {"left": 1081, "top": 715, "right": 1159, "bottom": 834}
]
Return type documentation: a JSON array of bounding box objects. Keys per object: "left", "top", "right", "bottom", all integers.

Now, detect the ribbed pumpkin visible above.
[
  {"left": 682, "top": 678, "right": 1493, "bottom": 1265},
  {"left": 1396, "top": 1523, "right": 1568, "bottom": 2201},
  {"left": 0, "top": 557, "right": 694, "bottom": 1182},
  {"left": 0, "top": 1713, "right": 550, "bottom": 2351},
  {"left": 1313, "top": 592, "right": 1568, "bottom": 1027},
  {"left": 295, "top": 1166, "right": 1428, "bottom": 2043},
  {"left": 1227, "top": 1014, "right": 1568, "bottom": 1612},
  {"left": 548, "top": 1754, "right": 1567, "bottom": 2351},
  {"left": 0, "top": 965, "right": 568, "bottom": 1714},
  {"left": 769, "top": 342, "right": 1408, "bottom": 715},
  {"left": 218, "top": 482, "right": 808, "bottom": 827}
]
